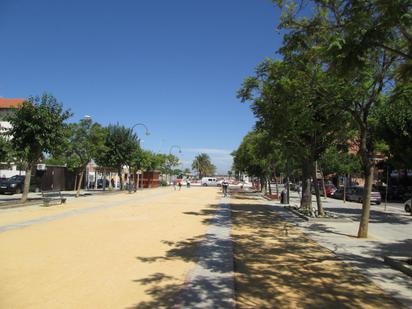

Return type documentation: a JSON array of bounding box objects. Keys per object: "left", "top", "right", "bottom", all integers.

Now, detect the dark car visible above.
[
  {"left": 0, "top": 175, "right": 41, "bottom": 194},
  {"left": 97, "top": 179, "right": 109, "bottom": 188},
  {"left": 333, "top": 187, "right": 346, "bottom": 200}
]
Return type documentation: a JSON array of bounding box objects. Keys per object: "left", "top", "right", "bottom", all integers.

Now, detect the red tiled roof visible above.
[{"left": 0, "top": 98, "right": 25, "bottom": 109}]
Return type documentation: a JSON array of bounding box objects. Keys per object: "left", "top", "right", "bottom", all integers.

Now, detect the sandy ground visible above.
[
  {"left": 0, "top": 187, "right": 219, "bottom": 309},
  {"left": 230, "top": 190, "right": 405, "bottom": 309}
]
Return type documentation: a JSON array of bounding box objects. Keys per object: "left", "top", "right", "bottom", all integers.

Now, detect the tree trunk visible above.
[
  {"left": 73, "top": 171, "right": 78, "bottom": 191},
  {"left": 118, "top": 168, "right": 123, "bottom": 190},
  {"left": 301, "top": 160, "right": 312, "bottom": 210},
  {"left": 273, "top": 165, "right": 279, "bottom": 197},
  {"left": 358, "top": 164, "right": 374, "bottom": 238},
  {"left": 312, "top": 162, "right": 324, "bottom": 216},
  {"left": 21, "top": 164, "right": 33, "bottom": 203},
  {"left": 357, "top": 125, "right": 374, "bottom": 238},
  {"left": 343, "top": 174, "right": 347, "bottom": 203},
  {"left": 76, "top": 171, "right": 84, "bottom": 198},
  {"left": 268, "top": 175, "right": 272, "bottom": 195}
]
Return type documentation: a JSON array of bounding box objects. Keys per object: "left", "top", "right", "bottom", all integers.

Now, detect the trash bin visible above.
[{"left": 281, "top": 190, "right": 287, "bottom": 204}]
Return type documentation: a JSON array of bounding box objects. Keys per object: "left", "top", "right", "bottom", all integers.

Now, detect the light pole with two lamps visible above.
[
  {"left": 169, "top": 145, "right": 182, "bottom": 185},
  {"left": 128, "top": 123, "right": 150, "bottom": 193}
]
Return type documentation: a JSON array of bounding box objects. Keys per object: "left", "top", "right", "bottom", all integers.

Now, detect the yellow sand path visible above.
[{"left": 0, "top": 187, "right": 219, "bottom": 309}]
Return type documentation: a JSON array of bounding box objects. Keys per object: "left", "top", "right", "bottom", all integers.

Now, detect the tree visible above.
[
  {"left": 65, "top": 118, "right": 107, "bottom": 197},
  {"left": 7, "top": 94, "right": 71, "bottom": 202},
  {"left": 95, "top": 124, "right": 139, "bottom": 190},
  {"left": 375, "top": 83, "right": 412, "bottom": 168},
  {"left": 238, "top": 57, "right": 351, "bottom": 215},
  {"left": 192, "top": 153, "right": 216, "bottom": 178},
  {"left": 275, "top": 0, "right": 402, "bottom": 236},
  {"left": 232, "top": 130, "right": 286, "bottom": 194}
]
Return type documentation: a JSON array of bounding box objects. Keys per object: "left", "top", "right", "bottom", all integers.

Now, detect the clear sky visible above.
[{"left": 0, "top": 0, "right": 283, "bottom": 173}]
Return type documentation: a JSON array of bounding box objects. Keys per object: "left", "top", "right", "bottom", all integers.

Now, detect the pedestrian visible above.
[
  {"left": 186, "top": 179, "right": 191, "bottom": 188},
  {"left": 173, "top": 179, "right": 177, "bottom": 190},
  {"left": 178, "top": 181, "right": 182, "bottom": 190},
  {"left": 111, "top": 178, "right": 115, "bottom": 188},
  {"left": 222, "top": 179, "right": 229, "bottom": 197}
]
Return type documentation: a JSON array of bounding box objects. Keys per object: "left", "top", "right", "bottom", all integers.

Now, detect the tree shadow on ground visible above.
[
  {"left": 132, "top": 200, "right": 233, "bottom": 308},
  {"left": 229, "top": 191, "right": 405, "bottom": 308}
]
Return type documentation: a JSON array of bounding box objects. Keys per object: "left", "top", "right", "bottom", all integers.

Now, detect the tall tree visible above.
[
  {"left": 238, "top": 58, "right": 351, "bottom": 215},
  {"left": 7, "top": 94, "right": 71, "bottom": 202},
  {"left": 95, "top": 124, "right": 139, "bottom": 190},
  {"left": 65, "top": 118, "right": 107, "bottom": 197},
  {"left": 192, "top": 153, "right": 216, "bottom": 178},
  {"left": 276, "top": 0, "right": 402, "bottom": 236}
]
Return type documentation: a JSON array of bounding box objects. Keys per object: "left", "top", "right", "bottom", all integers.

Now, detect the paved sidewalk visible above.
[
  {"left": 176, "top": 197, "right": 235, "bottom": 308},
  {"left": 269, "top": 190, "right": 412, "bottom": 308}
]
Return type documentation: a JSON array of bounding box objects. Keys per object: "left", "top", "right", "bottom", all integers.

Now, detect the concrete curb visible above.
[
  {"left": 384, "top": 256, "right": 412, "bottom": 277},
  {"left": 284, "top": 206, "right": 352, "bottom": 222},
  {"left": 177, "top": 198, "right": 235, "bottom": 308}
]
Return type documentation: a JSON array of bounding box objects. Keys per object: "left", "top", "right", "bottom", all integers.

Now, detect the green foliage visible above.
[
  {"left": 232, "top": 129, "right": 285, "bottom": 178},
  {"left": 192, "top": 153, "right": 216, "bottom": 177},
  {"left": 319, "top": 146, "right": 361, "bottom": 176},
  {"left": 95, "top": 123, "right": 139, "bottom": 170},
  {"left": 238, "top": 57, "right": 351, "bottom": 167},
  {"left": 0, "top": 135, "right": 13, "bottom": 164},
  {"left": 7, "top": 94, "right": 71, "bottom": 166},
  {"left": 375, "top": 82, "right": 412, "bottom": 167},
  {"left": 64, "top": 118, "right": 107, "bottom": 170}
]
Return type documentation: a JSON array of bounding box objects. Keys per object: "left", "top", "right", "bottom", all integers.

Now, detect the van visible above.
[
  {"left": 347, "top": 186, "right": 381, "bottom": 205},
  {"left": 201, "top": 177, "right": 218, "bottom": 186}
]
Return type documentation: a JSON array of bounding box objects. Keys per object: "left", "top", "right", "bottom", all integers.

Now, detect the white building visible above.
[{"left": 0, "top": 98, "right": 25, "bottom": 178}]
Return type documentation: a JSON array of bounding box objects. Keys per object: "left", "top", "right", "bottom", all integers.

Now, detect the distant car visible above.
[
  {"left": 332, "top": 187, "right": 345, "bottom": 200},
  {"left": 0, "top": 175, "right": 41, "bottom": 194},
  {"left": 346, "top": 186, "right": 382, "bottom": 205},
  {"left": 322, "top": 184, "right": 337, "bottom": 197},
  {"left": 405, "top": 198, "right": 411, "bottom": 213},
  {"left": 201, "top": 177, "right": 218, "bottom": 186},
  {"left": 97, "top": 179, "right": 109, "bottom": 188},
  {"left": 311, "top": 182, "right": 337, "bottom": 197}
]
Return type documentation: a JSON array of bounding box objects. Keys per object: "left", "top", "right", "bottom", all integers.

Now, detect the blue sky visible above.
[{"left": 0, "top": 0, "right": 283, "bottom": 173}]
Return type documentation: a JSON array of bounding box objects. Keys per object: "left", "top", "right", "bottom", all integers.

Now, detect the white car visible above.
[
  {"left": 405, "top": 198, "right": 411, "bottom": 213},
  {"left": 201, "top": 177, "right": 218, "bottom": 186}
]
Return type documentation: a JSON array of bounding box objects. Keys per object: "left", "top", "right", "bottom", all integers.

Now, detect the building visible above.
[{"left": 0, "top": 98, "right": 25, "bottom": 178}]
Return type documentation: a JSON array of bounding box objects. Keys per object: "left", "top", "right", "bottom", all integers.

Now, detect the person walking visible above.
[
  {"left": 173, "top": 179, "right": 177, "bottom": 190},
  {"left": 178, "top": 181, "right": 182, "bottom": 191},
  {"left": 222, "top": 179, "right": 229, "bottom": 197}
]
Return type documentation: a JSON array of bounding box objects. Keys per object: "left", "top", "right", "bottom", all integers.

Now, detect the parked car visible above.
[
  {"left": 346, "top": 186, "right": 382, "bottom": 205},
  {"left": 332, "top": 187, "right": 345, "bottom": 200},
  {"left": 0, "top": 175, "right": 41, "bottom": 194},
  {"left": 311, "top": 182, "right": 337, "bottom": 197},
  {"left": 97, "top": 179, "right": 109, "bottom": 188},
  {"left": 322, "top": 184, "right": 337, "bottom": 197},
  {"left": 405, "top": 198, "right": 411, "bottom": 214},
  {"left": 201, "top": 177, "right": 218, "bottom": 186}
]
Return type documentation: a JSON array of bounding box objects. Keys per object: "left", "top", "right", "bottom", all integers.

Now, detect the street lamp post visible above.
[{"left": 129, "top": 123, "right": 150, "bottom": 193}]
